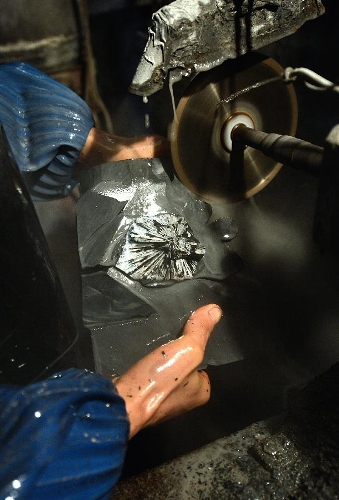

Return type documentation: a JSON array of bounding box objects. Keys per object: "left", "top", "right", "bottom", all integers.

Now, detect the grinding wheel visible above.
[{"left": 171, "top": 53, "right": 298, "bottom": 204}]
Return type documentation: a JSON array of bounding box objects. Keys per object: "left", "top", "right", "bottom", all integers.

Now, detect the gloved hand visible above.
[
  {"left": 0, "top": 62, "right": 95, "bottom": 200},
  {"left": 0, "top": 62, "right": 169, "bottom": 200}
]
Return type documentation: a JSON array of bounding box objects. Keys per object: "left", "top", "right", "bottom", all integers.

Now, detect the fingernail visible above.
[{"left": 208, "top": 306, "right": 222, "bottom": 325}]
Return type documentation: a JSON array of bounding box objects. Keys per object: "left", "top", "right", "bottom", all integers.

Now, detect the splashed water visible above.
[{"left": 217, "top": 76, "right": 282, "bottom": 108}]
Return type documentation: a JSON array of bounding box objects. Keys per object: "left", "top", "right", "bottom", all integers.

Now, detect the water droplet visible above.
[
  {"left": 12, "top": 480, "right": 21, "bottom": 489},
  {"left": 210, "top": 217, "right": 238, "bottom": 242}
]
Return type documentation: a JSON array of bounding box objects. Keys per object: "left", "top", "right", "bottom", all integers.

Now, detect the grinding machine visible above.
[
  {"left": 2, "top": 1, "right": 339, "bottom": 495},
  {"left": 129, "top": 0, "right": 338, "bottom": 253},
  {"left": 106, "top": 0, "right": 339, "bottom": 492},
  {"left": 76, "top": 0, "right": 339, "bottom": 451}
]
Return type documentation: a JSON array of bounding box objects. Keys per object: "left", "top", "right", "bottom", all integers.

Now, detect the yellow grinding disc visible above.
[{"left": 171, "top": 53, "right": 298, "bottom": 204}]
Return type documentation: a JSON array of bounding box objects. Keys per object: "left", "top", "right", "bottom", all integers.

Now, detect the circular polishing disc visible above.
[{"left": 171, "top": 53, "right": 298, "bottom": 204}]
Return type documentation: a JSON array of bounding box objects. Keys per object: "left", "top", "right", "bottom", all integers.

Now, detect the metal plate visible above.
[{"left": 171, "top": 53, "right": 298, "bottom": 203}]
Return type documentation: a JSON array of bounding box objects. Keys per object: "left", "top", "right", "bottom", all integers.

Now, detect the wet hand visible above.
[
  {"left": 76, "top": 127, "right": 170, "bottom": 170},
  {"left": 114, "top": 304, "right": 222, "bottom": 438}
]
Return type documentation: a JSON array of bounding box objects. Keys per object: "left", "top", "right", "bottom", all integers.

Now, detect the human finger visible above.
[
  {"left": 130, "top": 134, "right": 170, "bottom": 158},
  {"left": 142, "top": 303, "right": 222, "bottom": 382},
  {"left": 145, "top": 369, "right": 211, "bottom": 428},
  {"left": 114, "top": 304, "right": 221, "bottom": 436},
  {"left": 174, "top": 304, "right": 223, "bottom": 366},
  {"left": 76, "top": 128, "right": 170, "bottom": 170},
  {"left": 105, "top": 134, "right": 170, "bottom": 161}
]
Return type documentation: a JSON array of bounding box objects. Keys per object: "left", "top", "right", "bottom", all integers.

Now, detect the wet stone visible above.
[{"left": 115, "top": 213, "right": 205, "bottom": 282}]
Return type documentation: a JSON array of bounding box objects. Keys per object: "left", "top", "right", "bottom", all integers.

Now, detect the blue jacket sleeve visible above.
[
  {"left": 0, "top": 62, "right": 95, "bottom": 200},
  {"left": 0, "top": 368, "right": 129, "bottom": 500}
]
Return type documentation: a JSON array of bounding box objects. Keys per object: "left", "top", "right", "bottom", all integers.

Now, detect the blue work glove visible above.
[{"left": 0, "top": 62, "right": 94, "bottom": 200}]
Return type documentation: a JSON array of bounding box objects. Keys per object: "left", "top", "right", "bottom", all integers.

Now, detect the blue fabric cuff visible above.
[
  {"left": 0, "top": 368, "right": 129, "bottom": 500},
  {"left": 0, "top": 62, "right": 95, "bottom": 200}
]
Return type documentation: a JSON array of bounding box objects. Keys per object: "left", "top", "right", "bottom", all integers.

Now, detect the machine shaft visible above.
[{"left": 231, "top": 125, "right": 324, "bottom": 174}]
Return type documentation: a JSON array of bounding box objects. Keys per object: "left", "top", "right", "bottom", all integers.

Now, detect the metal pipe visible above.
[{"left": 231, "top": 125, "right": 324, "bottom": 174}]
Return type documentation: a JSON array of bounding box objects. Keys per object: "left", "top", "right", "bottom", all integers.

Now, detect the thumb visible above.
[{"left": 181, "top": 303, "right": 223, "bottom": 351}]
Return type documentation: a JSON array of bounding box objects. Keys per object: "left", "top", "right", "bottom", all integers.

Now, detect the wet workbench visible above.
[{"left": 112, "top": 361, "right": 339, "bottom": 499}]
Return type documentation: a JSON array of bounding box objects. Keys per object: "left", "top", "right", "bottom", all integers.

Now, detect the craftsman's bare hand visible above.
[
  {"left": 76, "top": 127, "right": 170, "bottom": 171},
  {"left": 114, "top": 304, "right": 222, "bottom": 438}
]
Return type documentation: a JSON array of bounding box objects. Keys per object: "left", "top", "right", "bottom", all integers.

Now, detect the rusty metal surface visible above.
[
  {"left": 130, "top": 0, "right": 325, "bottom": 96},
  {"left": 0, "top": 0, "right": 80, "bottom": 71},
  {"left": 0, "top": 0, "right": 113, "bottom": 131}
]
